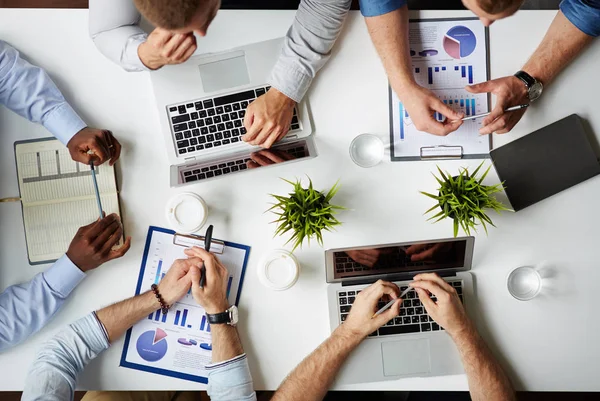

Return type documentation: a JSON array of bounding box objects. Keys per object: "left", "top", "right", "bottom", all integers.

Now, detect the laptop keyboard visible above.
[
  {"left": 167, "top": 85, "right": 301, "bottom": 156},
  {"left": 180, "top": 142, "right": 309, "bottom": 183},
  {"left": 337, "top": 281, "right": 463, "bottom": 337}
]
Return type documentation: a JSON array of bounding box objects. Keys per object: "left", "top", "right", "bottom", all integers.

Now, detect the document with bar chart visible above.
[
  {"left": 390, "top": 18, "right": 491, "bottom": 161},
  {"left": 120, "top": 226, "right": 250, "bottom": 383}
]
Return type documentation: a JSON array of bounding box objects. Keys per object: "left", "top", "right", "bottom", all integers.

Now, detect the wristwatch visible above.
[
  {"left": 514, "top": 70, "right": 543, "bottom": 102},
  {"left": 206, "top": 305, "right": 239, "bottom": 327}
]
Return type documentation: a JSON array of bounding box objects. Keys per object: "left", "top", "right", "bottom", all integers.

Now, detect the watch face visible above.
[
  {"left": 228, "top": 305, "right": 239, "bottom": 325},
  {"left": 529, "top": 81, "right": 543, "bottom": 101}
]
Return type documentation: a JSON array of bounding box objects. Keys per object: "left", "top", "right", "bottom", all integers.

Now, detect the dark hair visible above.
[{"left": 477, "top": 0, "right": 523, "bottom": 14}]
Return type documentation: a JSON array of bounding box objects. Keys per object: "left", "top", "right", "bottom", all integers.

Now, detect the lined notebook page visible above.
[{"left": 15, "top": 139, "right": 120, "bottom": 263}]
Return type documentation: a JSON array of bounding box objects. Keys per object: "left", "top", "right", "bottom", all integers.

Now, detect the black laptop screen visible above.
[{"left": 332, "top": 239, "right": 467, "bottom": 280}]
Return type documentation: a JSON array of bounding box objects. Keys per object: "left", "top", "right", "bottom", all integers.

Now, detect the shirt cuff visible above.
[
  {"left": 207, "top": 354, "right": 255, "bottom": 399},
  {"left": 360, "top": 0, "right": 407, "bottom": 17},
  {"left": 559, "top": 0, "right": 600, "bottom": 37},
  {"left": 42, "top": 102, "right": 87, "bottom": 146},
  {"left": 268, "top": 62, "right": 312, "bottom": 103},
  {"left": 43, "top": 254, "right": 86, "bottom": 298},
  {"left": 123, "top": 33, "right": 152, "bottom": 72},
  {"left": 73, "top": 312, "right": 111, "bottom": 353}
]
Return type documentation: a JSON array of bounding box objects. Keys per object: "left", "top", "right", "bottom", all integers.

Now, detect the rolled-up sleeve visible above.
[
  {"left": 560, "top": 0, "right": 600, "bottom": 37},
  {"left": 206, "top": 354, "right": 257, "bottom": 401},
  {"left": 359, "top": 0, "right": 407, "bottom": 17},
  {"left": 268, "top": 0, "right": 352, "bottom": 103}
]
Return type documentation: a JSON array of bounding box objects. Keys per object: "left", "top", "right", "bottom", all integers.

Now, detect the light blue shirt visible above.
[
  {"left": 0, "top": 40, "right": 89, "bottom": 351},
  {"left": 22, "top": 313, "right": 257, "bottom": 401},
  {"left": 0, "top": 40, "right": 86, "bottom": 144},
  {"left": 0, "top": 255, "right": 85, "bottom": 352}
]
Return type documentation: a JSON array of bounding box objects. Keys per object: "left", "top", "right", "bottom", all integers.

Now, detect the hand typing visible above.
[
  {"left": 399, "top": 84, "right": 464, "bottom": 136},
  {"left": 67, "top": 127, "right": 121, "bottom": 166},
  {"left": 339, "top": 280, "right": 401, "bottom": 339},
  {"left": 66, "top": 213, "right": 131, "bottom": 272},
  {"left": 243, "top": 88, "right": 296, "bottom": 149},
  {"left": 410, "top": 273, "right": 471, "bottom": 338},
  {"left": 466, "top": 76, "right": 529, "bottom": 135},
  {"left": 185, "top": 246, "right": 230, "bottom": 314},
  {"left": 138, "top": 28, "right": 197, "bottom": 70},
  {"left": 246, "top": 149, "right": 295, "bottom": 169}
]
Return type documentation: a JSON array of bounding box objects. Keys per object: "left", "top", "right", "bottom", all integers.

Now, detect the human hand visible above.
[
  {"left": 66, "top": 128, "right": 121, "bottom": 166},
  {"left": 405, "top": 242, "right": 451, "bottom": 262},
  {"left": 410, "top": 273, "right": 471, "bottom": 338},
  {"left": 243, "top": 88, "right": 296, "bottom": 148},
  {"left": 66, "top": 213, "right": 131, "bottom": 272},
  {"left": 185, "top": 246, "right": 229, "bottom": 314},
  {"left": 466, "top": 76, "right": 529, "bottom": 135},
  {"left": 246, "top": 149, "right": 295, "bottom": 169},
  {"left": 138, "top": 28, "right": 197, "bottom": 70},
  {"left": 400, "top": 84, "right": 464, "bottom": 136},
  {"left": 157, "top": 258, "right": 202, "bottom": 305},
  {"left": 339, "top": 280, "right": 402, "bottom": 339},
  {"left": 345, "top": 249, "right": 383, "bottom": 268}
]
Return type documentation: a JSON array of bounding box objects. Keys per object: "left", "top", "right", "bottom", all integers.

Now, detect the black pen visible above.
[{"left": 199, "top": 224, "right": 213, "bottom": 288}]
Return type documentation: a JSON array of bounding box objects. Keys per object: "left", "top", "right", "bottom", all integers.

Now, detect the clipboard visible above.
[
  {"left": 173, "top": 232, "right": 225, "bottom": 254},
  {"left": 388, "top": 17, "right": 492, "bottom": 161}
]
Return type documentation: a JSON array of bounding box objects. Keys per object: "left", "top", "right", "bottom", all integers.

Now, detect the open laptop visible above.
[
  {"left": 325, "top": 237, "right": 475, "bottom": 385},
  {"left": 149, "top": 37, "right": 315, "bottom": 187}
]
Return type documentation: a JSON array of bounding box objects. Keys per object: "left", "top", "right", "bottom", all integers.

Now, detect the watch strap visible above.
[
  {"left": 206, "top": 310, "right": 230, "bottom": 324},
  {"left": 514, "top": 70, "right": 536, "bottom": 88}
]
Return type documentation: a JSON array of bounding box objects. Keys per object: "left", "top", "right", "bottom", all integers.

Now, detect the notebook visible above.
[
  {"left": 490, "top": 114, "right": 600, "bottom": 211},
  {"left": 14, "top": 138, "right": 121, "bottom": 264}
]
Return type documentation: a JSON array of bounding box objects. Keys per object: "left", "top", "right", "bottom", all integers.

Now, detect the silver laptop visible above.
[
  {"left": 149, "top": 37, "right": 314, "bottom": 187},
  {"left": 325, "top": 237, "right": 475, "bottom": 385}
]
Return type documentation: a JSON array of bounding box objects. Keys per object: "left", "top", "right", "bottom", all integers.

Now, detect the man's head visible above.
[
  {"left": 133, "top": 0, "right": 221, "bottom": 36},
  {"left": 463, "top": 0, "right": 524, "bottom": 26}
]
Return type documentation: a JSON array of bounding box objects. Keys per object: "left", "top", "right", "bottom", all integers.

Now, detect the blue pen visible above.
[{"left": 89, "top": 162, "right": 103, "bottom": 219}]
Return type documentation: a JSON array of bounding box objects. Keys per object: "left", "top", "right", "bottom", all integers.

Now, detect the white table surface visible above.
[{"left": 1, "top": 8, "right": 600, "bottom": 392}]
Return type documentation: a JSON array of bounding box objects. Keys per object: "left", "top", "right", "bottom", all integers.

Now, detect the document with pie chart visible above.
[
  {"left": 390, "top": 18, "right": 491, "bottom": 161},
  {"left": 119, "top": 226, "right": 250, "bottom": 383}
]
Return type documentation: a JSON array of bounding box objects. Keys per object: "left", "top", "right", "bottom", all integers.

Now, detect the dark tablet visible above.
[{"left": 490, "top": 114, "right": 600, "bottom": 211}]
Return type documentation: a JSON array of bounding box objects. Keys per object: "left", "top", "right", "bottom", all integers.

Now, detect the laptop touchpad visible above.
[
  {"left": 198, "top": 51, "right": 250, "bottom": 93},
  {"left": 381, "top": 339, "right": 431, "bottom": 376}
]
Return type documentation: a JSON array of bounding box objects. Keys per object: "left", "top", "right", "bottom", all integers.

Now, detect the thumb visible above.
[
  {"left": 433, "top": 99, "right": 463, "bottom": 120},
  {"left": 373, "top": 298, "right": 401, "bottom": 327},
  {"left": 466, "top": 80, "right": 493, "bottom": 94}
]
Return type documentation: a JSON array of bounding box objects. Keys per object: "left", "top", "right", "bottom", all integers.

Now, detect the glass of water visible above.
[
  {"left": 507, "top": 266, "right": 542, "bottom": 301},
  {"left": 349, "top": 134, "right": 385, "bottom": 168}
]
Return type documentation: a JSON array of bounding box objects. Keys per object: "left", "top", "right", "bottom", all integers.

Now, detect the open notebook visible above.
[{"left": 14, "top": 138, "right": 121, "bottom": 265}]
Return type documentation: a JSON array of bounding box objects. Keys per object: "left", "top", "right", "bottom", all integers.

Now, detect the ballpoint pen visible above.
[
  {"left": 199, "top": 224, "right": 213, "bottom": 288},
  {"left": 456, "top": 103, "right": 529, "bottom": 121},
  {"left": 89, "top": 161, "right": 103, "bottom": 220},
  {"left": 372, "top": 286, "right": 413, "bottom": 318}
]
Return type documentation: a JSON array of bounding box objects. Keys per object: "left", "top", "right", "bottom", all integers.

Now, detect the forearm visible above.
[
  {"left": 522, "top": 11, "right": 593, "bottom": 86},
  {"left": 269, "top": 0, "right": 351, "bottom": 102},
  {"left": 95, "top": 291, "right": 157, "bottom": 343},
  {"left": 88, "top": 0, "right": 149, "bottom": 72},
  {"left": 272, "top": 327, "right": 362, "bottom": 401},
  {"left": 210, "top": 324, "right": 245, "bottom": 363},
  {"left": 452, "top": 323, "right": 515, "bottom": 401},
  {"left": 365, "top": 6, "right": 415, "bottom": 97}
]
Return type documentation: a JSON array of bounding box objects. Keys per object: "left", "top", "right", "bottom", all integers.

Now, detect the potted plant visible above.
[
  {"left": 269, "top": 178, "right": 344, "bottom": 252},
  {"left": 421, "top": 162, "right": 508, "bottom": 237}
]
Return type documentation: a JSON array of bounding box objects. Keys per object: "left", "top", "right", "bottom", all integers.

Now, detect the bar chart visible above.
[{"left": 413, "top": 65, "right": 475, "bottom": 89}]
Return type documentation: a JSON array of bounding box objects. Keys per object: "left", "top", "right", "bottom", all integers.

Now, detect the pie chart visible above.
[
  {"left": 443, "top": 26, "right": 476, "bottom": 59},
  {"left": 136, "top": 328, "right": 168, "bottom": 362}
]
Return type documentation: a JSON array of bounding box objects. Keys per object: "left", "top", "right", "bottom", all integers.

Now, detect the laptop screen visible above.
[{"left": 332, "top": 239, "right": 468, "bottom": 280}]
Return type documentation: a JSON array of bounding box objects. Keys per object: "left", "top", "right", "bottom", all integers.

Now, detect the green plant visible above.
[
  {"left": 269, "top": 178, "right": 344, "bottom": 252},
  {"left": 421, "top": 162, "right": 509, "bottom": 237}
]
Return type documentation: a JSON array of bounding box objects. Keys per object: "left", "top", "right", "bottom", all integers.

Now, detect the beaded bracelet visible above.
[{"left": 151, "top": 284, "right": 169, "bottom": 315}]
